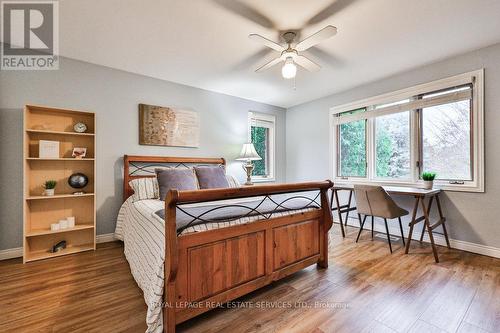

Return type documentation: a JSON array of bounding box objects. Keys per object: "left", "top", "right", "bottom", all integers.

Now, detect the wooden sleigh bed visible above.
[{"left": 122, "top": 155, "right": 334, "bottom": 333}]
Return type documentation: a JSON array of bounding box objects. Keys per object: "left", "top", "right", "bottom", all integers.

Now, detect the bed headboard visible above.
[{"left": 123, "top": 155, "right": 226, "bottom": 201}]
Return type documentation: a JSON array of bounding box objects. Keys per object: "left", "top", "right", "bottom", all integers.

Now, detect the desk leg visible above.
[
  {"left": 421, "top": 197, "right": 439, "bottom": 263},
  {"left": 419, "top": 196, "right": 434, "bottom": 242},
  {"left": 405, "top": 196, "right": 420, "bottom": 254},
  {"left": 436, "top": 195, "right": 451, "bottom": 248},
  {"left": 333, "top": 189, "right": 346, "bottom": 238},
  {"left": 345, "top": 191, "right": 353, "bottom": 226}
]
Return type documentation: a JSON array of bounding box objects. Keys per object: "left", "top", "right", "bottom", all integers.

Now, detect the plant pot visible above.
[
  {"left": 44, "top": 188, "right": 55, "bottom": 196},
  {"left": 423, "top": 180, "right": 433, "bottom": 190}
]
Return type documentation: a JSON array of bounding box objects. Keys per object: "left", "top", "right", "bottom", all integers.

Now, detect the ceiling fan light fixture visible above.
[{"left": 281, "top": 57, "right": 296, "bottom": 79}]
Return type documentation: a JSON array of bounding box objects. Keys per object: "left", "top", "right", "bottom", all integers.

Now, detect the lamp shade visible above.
[{"left": 236, "top": 143, "right": 262, "bottom": 161}]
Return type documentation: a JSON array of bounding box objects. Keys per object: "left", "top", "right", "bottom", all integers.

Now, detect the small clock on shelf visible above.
[{"left": 73, "top": 122, "right": 87, "bottom": 133}]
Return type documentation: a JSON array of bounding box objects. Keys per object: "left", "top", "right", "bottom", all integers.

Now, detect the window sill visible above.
[
  {"left": 333, "top": 178, "right": 484, "bottom": 193},
  {"left": 251, "top": 177, "right": 276, "bottom": 183}
]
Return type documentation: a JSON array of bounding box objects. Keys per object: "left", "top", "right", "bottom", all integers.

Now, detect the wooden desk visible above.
[{"left": 331, "top": 184, "right": 451, "bottom": 263}]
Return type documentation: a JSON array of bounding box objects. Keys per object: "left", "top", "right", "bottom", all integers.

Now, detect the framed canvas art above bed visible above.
[{"left": 139, "top": 103, "right": 200, "bottom": 148}]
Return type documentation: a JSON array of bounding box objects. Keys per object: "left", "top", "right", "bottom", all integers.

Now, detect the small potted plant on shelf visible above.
[
  {"left": 422, "top": 171, "right": 436, "bottom": 190},
  {"left": 43, "top": 180, "right": 57, "bottom": 196}
]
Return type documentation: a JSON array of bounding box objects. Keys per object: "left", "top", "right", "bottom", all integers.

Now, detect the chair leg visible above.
[
  {"left": 371, "top": 216, "right": 374, "bottom": 240},
  {"left": 383, "top": 218, "right": 393, "bottom": 253},
  {"left": 356, "top": 214, "right": 367, "bottom": 243},
  {"left": 398, "top": 217, "right": 405, "bottom": 246}
]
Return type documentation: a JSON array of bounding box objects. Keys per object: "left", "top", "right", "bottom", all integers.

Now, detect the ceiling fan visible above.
[{"left": 249, "top": 25, "right": 337, "bottom": 79}]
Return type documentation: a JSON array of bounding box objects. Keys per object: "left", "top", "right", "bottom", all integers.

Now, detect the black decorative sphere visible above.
[{"left": 68, "top": 173, "right": 88, "bottom": 189}]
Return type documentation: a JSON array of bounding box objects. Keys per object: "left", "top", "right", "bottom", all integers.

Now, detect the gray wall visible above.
[
  {"left": 0, "top": 57, "right": 286, "bottom": 250},
  {"left": 287, "top": 42, "right": 500, "bottom": 249}
]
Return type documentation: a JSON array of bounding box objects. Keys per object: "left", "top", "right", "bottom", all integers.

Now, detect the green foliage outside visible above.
[
  {"left": 375, "top": 112, "right": 410, "bottom": 178},
  {"left": 251, "top": 126, "right": 267, "bottom": 176},
  {"left": 339, "top": 120, "right": 366, "bottom": 177},
  {"left": 339, "top": 111, "right": 410, "bottom": 178}
]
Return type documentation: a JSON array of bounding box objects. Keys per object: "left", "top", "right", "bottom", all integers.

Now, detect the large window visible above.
[
  {"left": 330, "top": 70, "right": 484, "bottom": 192},
  {"left": 249, "top": 112, "right": 275, "bottom": 181}
]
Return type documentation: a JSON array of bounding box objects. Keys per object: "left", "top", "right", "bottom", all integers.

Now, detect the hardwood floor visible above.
[{"left": 1, "top": 227, "right": 499, "bottom": 333}]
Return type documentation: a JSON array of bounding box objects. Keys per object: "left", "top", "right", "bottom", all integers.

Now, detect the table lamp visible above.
[{"left": 236, "top": 143, "right": 262, "bottom": 185}]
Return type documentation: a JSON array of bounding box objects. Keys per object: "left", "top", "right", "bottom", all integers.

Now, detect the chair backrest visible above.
[{"left": 353, "top": 185, "right": 403, "bottom": 219}]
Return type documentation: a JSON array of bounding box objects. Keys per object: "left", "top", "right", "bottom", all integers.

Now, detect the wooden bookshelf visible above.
[{"left": 23, "top": 105, "right": 96, "bottom": 263}]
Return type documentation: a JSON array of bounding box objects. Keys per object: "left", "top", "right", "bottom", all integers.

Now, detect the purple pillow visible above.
[
  {"left": 194, "top": 166, "right": 230, "bottom": 189},
  {"left": 155, "top": 168, "right": 198, "bottom": 200}
]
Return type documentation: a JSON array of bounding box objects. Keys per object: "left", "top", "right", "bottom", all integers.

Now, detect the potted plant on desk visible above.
[{"left": 422, "top": 172, "right": 436, "bottom": 190}]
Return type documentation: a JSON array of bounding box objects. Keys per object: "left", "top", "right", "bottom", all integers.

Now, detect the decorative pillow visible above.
[
  {"left": 226, "top": 174, "right": 240, "bottom": 188},
  {"left": 194, "top": 166, "right": 230, "bottom": 189},
  {"left": 155, "top": 168, "right": 198, "bottom": 200},
  {"left": 129, "top": 177, "right": 159, "bottom": 202}
]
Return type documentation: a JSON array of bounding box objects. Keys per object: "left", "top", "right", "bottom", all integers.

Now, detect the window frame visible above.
[
  {"left": 329, "top": 69, "right": 484, "bottom": 192},
  {"left": 248, "top": 111, "right": 276, "bottom": 182},
  {"left": 417, "top": 86, "right": 474, "bottom": 182}
]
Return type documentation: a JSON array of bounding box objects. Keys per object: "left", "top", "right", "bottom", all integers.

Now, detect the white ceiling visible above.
[{"left": 59, "top": 0, "right": 500, "bottom": 108}]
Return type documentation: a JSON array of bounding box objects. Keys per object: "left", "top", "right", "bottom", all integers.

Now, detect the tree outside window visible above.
[
  {"left": 375, "top": 112, "right": 411, "bottom": 179},
  {"left": 251, "top": 126, "right": 268, "bottom": 176}
]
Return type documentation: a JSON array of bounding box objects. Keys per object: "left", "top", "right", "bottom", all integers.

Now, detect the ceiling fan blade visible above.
[
  {"left": 255, "top": 57, "right": 282, "bottom": 72},
  {"left": 295, "top": 55, "right": 321, "bottom": 72},
  {"left": 214, "top": 0, "right": 275, "bottom": 29},
  {"left": 249, "top": 34, "right": 284, "bottom": 52},
  {"left": 306, "top": 0, "right": 357, "bottom": 26},
  {"left": 295, "top": 25, "right": 337, "bottom": 51}
]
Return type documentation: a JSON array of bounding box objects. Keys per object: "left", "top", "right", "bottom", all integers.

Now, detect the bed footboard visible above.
[{"left": 163, "top": 181, "right": 333, "bottom": 333}]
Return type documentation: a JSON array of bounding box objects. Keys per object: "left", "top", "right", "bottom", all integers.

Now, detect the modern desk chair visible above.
[{"left": 353, "top": 185, "right": 409, "bottom": 253}]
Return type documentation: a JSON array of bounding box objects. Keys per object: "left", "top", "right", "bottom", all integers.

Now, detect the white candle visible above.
[
  {"left": 51, "top": 223, "right": 60, "bottom": 231},
  {"left": 67, "top": 216, "right": 75, "bottom": 228},
  {"left": 59, "top": 219, "right": 68, "bottom": 229}
]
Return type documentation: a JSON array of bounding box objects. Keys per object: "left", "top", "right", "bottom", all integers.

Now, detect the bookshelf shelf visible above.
[
  {"left": 26, "top": 157, "right": 95, "bottom": 161},
  {"left": 26, "top": 129, "right": 95, "bottom": 136},
  {"left": 26, "top": 193, "right": 95, "bottom": 200},
  {"left": 25, "top": 244, "right": 94, "bottom": 262},
  {"left": 26, "top": 224, "right": 95, "bottom": 237}
]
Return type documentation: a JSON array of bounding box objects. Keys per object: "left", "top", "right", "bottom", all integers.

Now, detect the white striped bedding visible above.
[{"left": 114, "top": 197, "right": 316, "bottom": 333}]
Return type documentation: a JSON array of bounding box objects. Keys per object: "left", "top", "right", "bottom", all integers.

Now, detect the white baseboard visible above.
[
  {"left": 0, "top": 247, "right": 23, "bottom": 261},
  {"left": 335, "top": 218, "right": 500, "bottom": 259},
  {"left": 96, "top": 233, "right": 117, "bottom": 244},
  {"left": 0, "top": 233, "right": 118, "bottom": 261}
]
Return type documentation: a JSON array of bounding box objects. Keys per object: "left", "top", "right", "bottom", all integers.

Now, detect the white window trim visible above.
[
  {"left": 329, "top": 69, "right": 484, "bottom": 193},
  {"left": 248, "top": 111, "right": 276, "bottom": 182}
]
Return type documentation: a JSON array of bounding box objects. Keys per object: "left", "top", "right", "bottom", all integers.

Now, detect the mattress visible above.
[{"left": 114, "top": 195, "right": 318, "bottom": 333}]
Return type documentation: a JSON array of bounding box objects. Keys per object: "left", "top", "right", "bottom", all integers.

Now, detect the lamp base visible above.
[{"left": 242, "top": 162, "right": 254, "bottom": 186}]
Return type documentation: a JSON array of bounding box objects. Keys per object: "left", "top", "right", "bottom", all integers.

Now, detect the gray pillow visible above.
[
  {"left": 155, "top": 168, "right": 198, "bottom": 200},
  {"left": 194, "top": 166, "right": 230, "bottom": 189}
]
